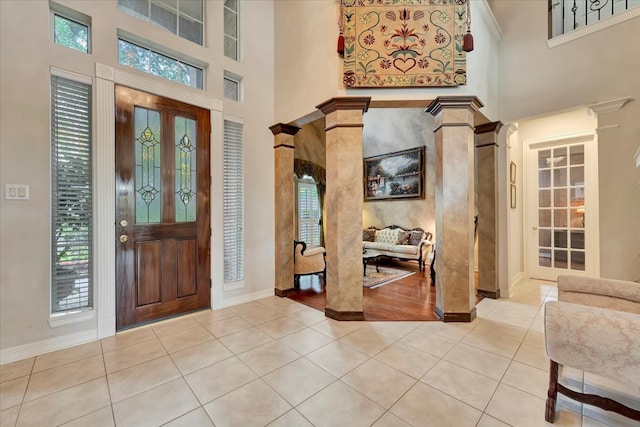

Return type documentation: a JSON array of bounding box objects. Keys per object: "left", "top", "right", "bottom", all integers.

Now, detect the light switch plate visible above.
[{"left": 5, "top": 184, "right": 29, "bottom": 200}]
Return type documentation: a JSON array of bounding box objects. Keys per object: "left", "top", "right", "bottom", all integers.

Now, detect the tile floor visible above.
[{"left": 1, "top": 279, "right": 638, "bottom": 427}]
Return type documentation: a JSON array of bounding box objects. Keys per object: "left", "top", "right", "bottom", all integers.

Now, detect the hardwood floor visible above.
[{"left": 288, "top": 260, "right": 440, "bottom": 321}]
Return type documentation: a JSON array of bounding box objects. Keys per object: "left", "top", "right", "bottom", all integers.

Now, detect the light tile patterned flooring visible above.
[{"left": 1, "top": 279, "right": 638, "bottom": 426}]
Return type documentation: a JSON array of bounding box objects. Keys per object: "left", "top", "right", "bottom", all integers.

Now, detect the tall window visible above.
[
  {"left": 53, "top": 13, "right": 90, "bottom": 53},
  {"left": 118, "top": 38, "right": 204, "bottom": 89},
  {"left": 223, "top": 120, "right": 244, "bottom": 282},
  {"left": 118, "top": 0, "right": 204, "bottom": 45},
  {"left": 51, "top": 75, "right": 93, "bottom": 313},
  {"left": 224, "top": 0, "right": 239, "bottom": 60},
  {"left": 297, "top": 178, "right": 321, "bottom": 247}
]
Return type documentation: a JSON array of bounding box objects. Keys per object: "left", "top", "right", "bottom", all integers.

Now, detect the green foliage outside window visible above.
[
  {"left": 118, "top": 39, "right": 203, "bottom": 89},
  {"left": 54, "top": 14, "right": 89, "bottom": 53}
]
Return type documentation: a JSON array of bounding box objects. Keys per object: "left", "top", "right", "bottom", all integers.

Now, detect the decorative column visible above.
[
  {"left": 270, "top": 123, "right": 300, "bottom": 297},
  {"left": 426, "top": 96, "right": 483, "bottom": 322},
  {"left": 316, "top": 97, "right": 371, "bottom": 320},
  {"left": 475, "top": 122, "right": 503, "bottom": 299}
]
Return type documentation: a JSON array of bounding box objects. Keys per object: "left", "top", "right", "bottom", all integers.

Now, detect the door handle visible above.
[
  {"left": 120, "top": 219, "right": 128, "bottom": 227},
  {"left": 119, "top": 234, "right": 129, "bottom": 243},
  {"left": 532, "top": 226, "right": 538, "bottom": 230}
]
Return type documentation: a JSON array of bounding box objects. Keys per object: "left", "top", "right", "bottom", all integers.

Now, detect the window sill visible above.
[
  {"left": 548, "top": 7, "right": 640, "bottom": 48},
  {"left": 49, "top": 309, "right": 95, "bottom": 328}
]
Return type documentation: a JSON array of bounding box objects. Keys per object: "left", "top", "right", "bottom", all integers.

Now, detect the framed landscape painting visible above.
[{"left": 364, "top": 147, "right": 425, "bottom": 201}]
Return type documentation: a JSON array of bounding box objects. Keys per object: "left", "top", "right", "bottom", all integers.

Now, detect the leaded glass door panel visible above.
[{"left": 115, "top": 86, "right": 210, "bottom": 330}]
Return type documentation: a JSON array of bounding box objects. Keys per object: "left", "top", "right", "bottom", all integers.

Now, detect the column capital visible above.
[
  {"left": 269, "top": 123, "right": 301, "bottom": 136},
  {"left": 425, "top": 96, "right": 484, "bottom": 117},
  {"left": 475, "top": 121, "right": 503, "bottom": 135},
  {"left": 316, "top": 97, "right": 371, "bottom": 115}
]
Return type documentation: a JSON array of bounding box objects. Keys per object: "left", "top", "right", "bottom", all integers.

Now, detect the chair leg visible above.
[{"left": 546, "top": 360, "right": 559, "bottom": 423}]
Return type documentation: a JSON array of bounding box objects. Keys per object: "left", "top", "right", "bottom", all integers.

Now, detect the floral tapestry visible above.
[{"left": 342, "top": 0, "right": 468, "bottom": 88}]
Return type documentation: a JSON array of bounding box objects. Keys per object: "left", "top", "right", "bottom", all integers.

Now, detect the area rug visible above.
[{"left": 363, "top": 266, "right": 415, "bottom": 289}]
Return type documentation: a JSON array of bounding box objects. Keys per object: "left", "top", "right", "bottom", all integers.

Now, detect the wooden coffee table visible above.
[{"left": 362, "top": 250, "right": 382, "bottom": 276}]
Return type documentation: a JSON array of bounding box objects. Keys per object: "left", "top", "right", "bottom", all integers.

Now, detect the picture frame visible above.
[
  {"left": 510, "top": 184, "right": 517, "bottom": 209},
  {"left": 364, "top": 146, "right": 425, "bottom": 201},
  {"left": 510, "top": 161, "right": 516, "bottom": 184}
]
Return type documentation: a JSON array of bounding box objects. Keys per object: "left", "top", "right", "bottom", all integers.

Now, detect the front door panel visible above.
[{"left": 115, "top": 86, "right": 210, "bottom": 329}]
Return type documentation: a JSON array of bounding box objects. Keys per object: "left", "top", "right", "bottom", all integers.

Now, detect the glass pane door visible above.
[{"left": 535, "top": 144, "right": 586, "bottom": 274}]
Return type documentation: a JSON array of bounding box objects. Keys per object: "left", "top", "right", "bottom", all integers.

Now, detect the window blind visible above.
[
  {"left": 51, "top": 75, "right": 93, "bottom": 313},
  {"left": 223, "top": 120, "right": 244, "bottom": 282},
  {"left": 297, "top": 182, "right": 321, "bottom": 247}
]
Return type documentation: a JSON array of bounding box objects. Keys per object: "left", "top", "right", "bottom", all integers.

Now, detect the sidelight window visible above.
[
  {"left": 51, "top": 74, "right": 93, "bottom": 313},
  {"left": 223, "top": 119, "right": 244, "bottom": 283}
]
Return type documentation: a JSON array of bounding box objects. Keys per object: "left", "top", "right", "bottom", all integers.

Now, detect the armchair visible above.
[
  {"left": 544, "top": 275, "right": 640, "bottom": 423},
  {"left": 293, "top": 240, "right": 326, "bottom": 286}
]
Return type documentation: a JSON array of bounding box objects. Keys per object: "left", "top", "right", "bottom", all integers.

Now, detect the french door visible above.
[
  {"left": 527, "top": 136, "right": 596, "bottom": 281},
  {"left": 115, "top": 86, "right": 211, "bottom": 329}
]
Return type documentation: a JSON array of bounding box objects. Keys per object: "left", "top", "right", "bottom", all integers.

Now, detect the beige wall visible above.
[
  {"left": 491, "top": 0, "right": 640, "bottom": 281},
  {"left": 274, "top": 0, "right": 502, "bottom": 123},
  {"left": 362, "top": 109, "right": 436, "bottom": 236},
  {"left": 0, "top": 0, "right": 275, "bottom": 356}
]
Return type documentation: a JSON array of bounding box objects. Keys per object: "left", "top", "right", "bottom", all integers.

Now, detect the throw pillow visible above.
[
  {"left": 408, "top": 230, "right": 423, "bottom": 246},
  {"left": 397, "top": 231, "right": 410, "bottom": 245},
  {"left": 363, "top": 228, "right": 376, "bottom": 242}
]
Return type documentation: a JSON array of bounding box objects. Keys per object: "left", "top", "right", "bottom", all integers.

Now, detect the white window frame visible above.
[
  {"left": 223, "top": 118, "right": 245, "bottom": 286},
  {"left": 117, "top": 36, "right": 205, "bottom": 89},
  {"left": 49, "top": 67, "right": 95, "bottom": 326},
  {"left": 117, "top": 0, "right": 204, "bottom": 45},
  {"left": 50, "top": 4, "right": 91, "bottom": 53},
  {"left": 296, "top": 177, "right": 321, "bottom": 248},
  {"left": 223, "top": 72, "right": 242, "bottom": 101},
  {"left": 223, "top": 0, "right": 240, "bottom": 60}
]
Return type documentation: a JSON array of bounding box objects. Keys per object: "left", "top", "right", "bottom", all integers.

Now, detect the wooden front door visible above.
[{"left": 115, "top": 86, "right": 210, "bottom": 330}]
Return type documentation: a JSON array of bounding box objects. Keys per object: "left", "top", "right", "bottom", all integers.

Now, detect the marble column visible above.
[
  {"left": 270, "top": 123, "right": 300, "bottom": 297},
  {"left": 426, "top": 96, "right": 484, "bottom": 322},
  {"left": 316, "top": 97, "right": 371, "bottom": 320},
  {"left": 475, "top": 122, "right": 503, "bottom": 299}
]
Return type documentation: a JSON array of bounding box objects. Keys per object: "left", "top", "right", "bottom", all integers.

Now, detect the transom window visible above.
[
  {"left": 118, "top": 0, "right": 204, "bottom": 45},
  {"left": 118, "top": 38, "right": 204, "bottom": 89},
  {"left": 53, "top": 13, "right": 90, "bottom": 53}
]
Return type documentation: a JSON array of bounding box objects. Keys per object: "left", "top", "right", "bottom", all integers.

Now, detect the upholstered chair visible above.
[
  {"left": 544, "top": 275, "right": 640, "bottom": 423},
  {"left": 293, "top": 240, "right": 326, "bottom": 286}
]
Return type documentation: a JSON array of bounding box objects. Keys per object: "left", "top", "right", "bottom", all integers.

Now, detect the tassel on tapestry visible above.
[
  {"left": 337, "top": 0, "right": 345, "bottom": 56},
  {"left": 463, "top": 0, "right": 474, "bottom": 52}
]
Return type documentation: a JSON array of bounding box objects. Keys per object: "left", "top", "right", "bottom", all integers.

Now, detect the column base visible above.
[
  {"left": 435, "top": 306, "right": 477, "bottom": 322},
  {"left": 477, "top": 289, "right": 500, "bottom": 299},
  {"left": 274, "top": 288, "right": 296, "bottom": 298},
  {"left": 325, "top": 307, "right": 365, "bottom": 321}
]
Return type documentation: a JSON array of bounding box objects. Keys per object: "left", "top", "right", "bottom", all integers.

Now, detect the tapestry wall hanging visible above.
[{"left": 342, "top": 0, "right": 468, "bottom": 88}]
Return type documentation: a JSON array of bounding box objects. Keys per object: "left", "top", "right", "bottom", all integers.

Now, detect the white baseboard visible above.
[
  {"left": 503, "top": 272, "right": 525, "bottom": 298},
  {"left": 222, "top": 288, "right": 274, "bottom": 308},
  {"left": 1, "top": 329, "right": 97, "bottom": 365}
]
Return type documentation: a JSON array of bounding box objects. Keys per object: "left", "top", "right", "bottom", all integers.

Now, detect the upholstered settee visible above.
[
  {"left": 362, "top": 225, "right": 434, "bottom": 279},
  {"left": 544, "top": 275, "right": 640, "bottom": 423}
]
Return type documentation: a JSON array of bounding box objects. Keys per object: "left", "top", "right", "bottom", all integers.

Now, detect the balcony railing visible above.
[{"left": 549, "top": 0, "right": 640, "bottom": 38}]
